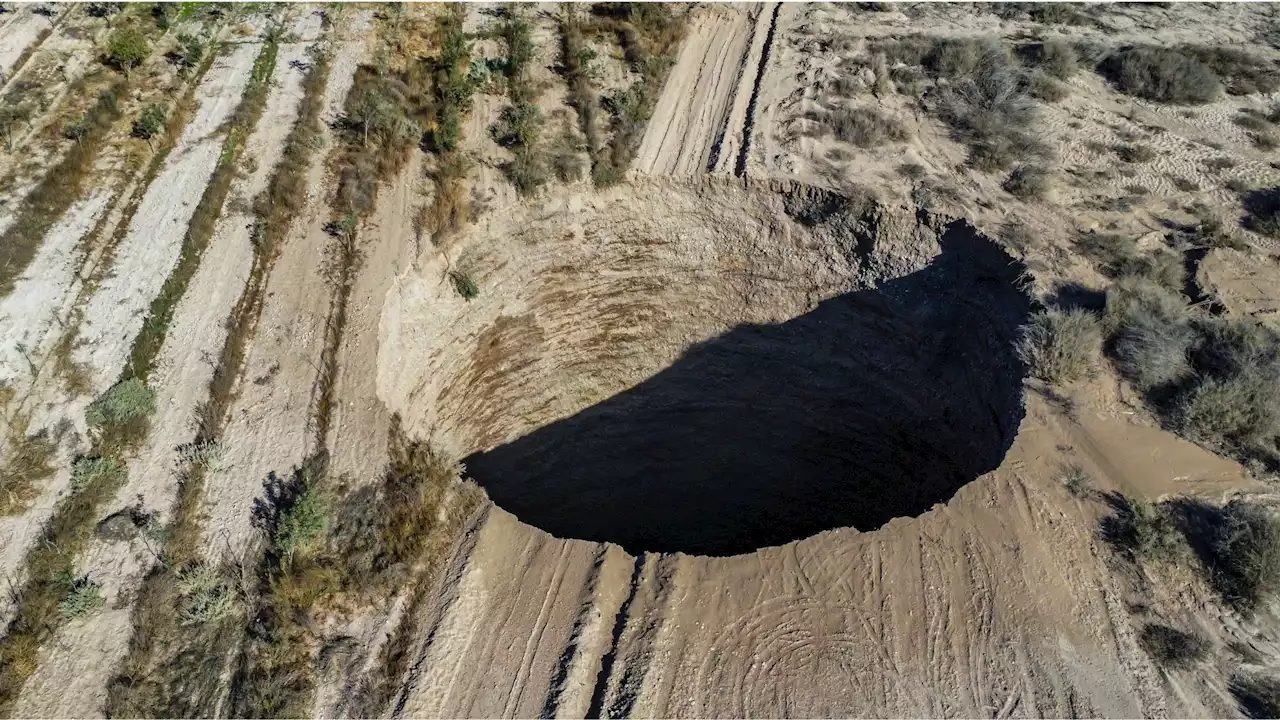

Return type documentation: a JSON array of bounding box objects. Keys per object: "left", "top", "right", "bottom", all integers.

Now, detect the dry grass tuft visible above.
[
  {"left": 1018, "top": 308, "right": 1101, "bottom": 385},
  {"left": 1139, "top": 624, "right": 1209, "bottom": 668}
]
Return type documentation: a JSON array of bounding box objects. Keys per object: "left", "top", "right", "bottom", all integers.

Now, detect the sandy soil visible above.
[
  {"left": 633, "top": 4, "right": 760, "bottom": 177},
  {"left": 0, "top": 6, "right": 56, "bottom": 83},
  {"left": 199, "top": 16, "right": 373, "bottom": 561},
  {"left": 1199, "top": 246, "right": 1280, "bottom": 329},
  {"left": 9, "top": 31, "right": 325, "bottom": 718},
  {"left": 0, "top": 190, "right": 113, "bottom": 391},
  {"left": 9, "top": 3, "right": 1280, "bottom": 717},
  {"left": 71, "top": 42, "right": 260, "bottom": 391},
  {"left": 0, "top": 44, "right": 262, "bottom": 604}
]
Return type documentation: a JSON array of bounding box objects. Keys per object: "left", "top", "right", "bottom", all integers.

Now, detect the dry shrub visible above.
[
  {"left": 0, "top": 431, "right": 56, "bottom": 516},
  {"left": 1100, "top": 46, "right": 1221, "bottom": 104},
  {"left": 1106, "top": 278, "right": 1195, "bottom": 391},
  {"left": 1201, "top": 500, "right": 1280, "bottom": 612},
  {"left": 1182, "top": 45, "right": 1280, "bottom": 96},
  {"left": 1102, "top": 495, "right": 1186, "bottom": 560},
  {"left": 1104, "top": 275, "right": 1280, "bottom": 468},
  {"left": 1139, "top": 624, "right": 1209, "bottom": 667},
  {"left": 826, "top": 106, "right": 908, "bottom": 147},
  {"left": 1243, "top": 187, "right": 1280, "bottom": 238},
  {"left": 1116, "top": 143, "right": 1156, "bottom": 163},
  {"left": 1018, "top": 308, "right": 1101, "bottom": 385},
  {"left": 927, "top": 38, "right": 1052, "bottom": 171},
  {"left": 1004, "top": 164, "right": 1051, "bottom": 199},
  {"left": 1027, "top": 70, "right": 1069, "bottom": 102}
]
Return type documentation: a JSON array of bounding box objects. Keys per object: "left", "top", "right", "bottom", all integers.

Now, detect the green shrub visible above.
[
  {"left": 1138, "top": 623, "right": 1209, "bottom": 667},
  {"left": 826, "top": 106, "right": 908, "bottom": 147},
  {"left": 1019, "top": 309, "right": 1101, "bottom": 384},
  {"left": 449, "top": 269, "right": 478, "bottom": 300},
  {"left": 1057, "top": 462, "right": 1092, "bottom": 497},
  {"left": 489, "top": 101, "right": 543, "bottom": 149},
  {"left": 59, "top": 576, "right": 105, "bottom": 620},
  {"left": 172, "top": 32, "right": 204, "bottom": 74},
  {"left": 176, "top": 562, "right": 237, "bottom": 626},
  {"left": 85, "top": 378, "right": 155, "bottom": 433},
  {"left": 132, "top": 103, "right": 167, "bottom": 140},
  {"left": 275, "top": 487, "right": 327, "bottom": 563},
  {"left": 70, "top": 456, "right": 126, "bottom": 494},
  {"left": 1101, "top": 46, "right": 1221, "bottom": 104},
  {"left": 105, "top": 27, "right": 150, "bottom": 73}
]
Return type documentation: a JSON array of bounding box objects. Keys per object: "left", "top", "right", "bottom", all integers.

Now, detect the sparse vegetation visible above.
[
  {"left": 491, "top": 10, "right": 548, "bottom": 196},
  {"left": 1243, "top": 187, "right": 1280, "bottom": 238},
  {"left": 871, "top": 36, "right": 1054, "bottom": 171},
  {"left": 1103, "top": 276, "right": 1280, "bottom": 469},
  {"left": 1116, "top": 143, "right": 1156, "bottom": 163},
  {"left": 1, "top": 431, "right": 56, "bottom": 516},
  {"left": 0, "top": 81, "right": 126, "bottom": 296},
  {"left": 589, "top": 3, "right": 687, "bottom": 185},
  {"left": 107, "top": 44, "right": 335, "bottom": 719},
  {"left": 1138, "top": 623, "right": 1209, "bottom": 667},
  {"left": 824, "top": 106, "right": 908, "bottom": 147},
  {"left": 1102, "top": 495, "right": 1185, "bottom": 560},
  {"left": 1076, "top": 232, "right": 1185, "bottom": 291},
  {"left": 1019, "top": 308, "right": 1101, "bottom": 384},
  {"left": 230, "top": 421, "right": 472, "bottom": 717},
  {"left": 1100, "top": 46, "right": 1222, "bottom": 104},
  {"left": 1057, "top": 462, "right": 1092, "bottom": 497},
  {"left": 1004, "top": 164, "right": 1051, "bottom": 199},
  {"left": 1198, "top": 500, "right": 1280, "bottom": 613}
]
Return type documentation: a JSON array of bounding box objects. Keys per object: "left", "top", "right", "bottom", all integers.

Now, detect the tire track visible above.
[
  {"left": 503, "top": 543, "right": 572, "bottom": 717},
  {"left": 734, "top": 1, "right": 780, "bottom": 178},
  {"left": 585, "top": 555, "right": 645, "bottom": 719}
]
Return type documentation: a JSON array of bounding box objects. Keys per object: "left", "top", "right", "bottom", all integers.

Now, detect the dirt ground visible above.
[{"left": 5, "top": 2, "right": 1280, "bottom": 718}]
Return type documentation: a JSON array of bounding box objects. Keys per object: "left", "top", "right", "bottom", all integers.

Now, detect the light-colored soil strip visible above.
[
  {"left": 0, "top": 78, "right": 126, "bottom": 297},
  {"left": 0, "top": 7, "right": 57, "bottom": 86},
  {"left": 0, "top": 37, "right": 225, "bottom": 597},
  {"left": 12, "top": 34, "right": 323, "bottom": 719},
  {"left": 70, "top": 43, "right": 262, "bottom": 391},
  {"left": 104, "top": 34, "right": 336, "bottom": 720},
  {"left": 0, "top": 36, "right": 274, "bottom": 715},
  {"left": 196, "top": 22, "right": 370, "bottom": 563}
]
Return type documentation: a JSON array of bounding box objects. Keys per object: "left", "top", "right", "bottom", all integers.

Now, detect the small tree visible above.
[
  {"left": 105, "top": 27, "right": 150, "bottom": 75},
  {"left": 132, "top": 103, "right": 166, "bottom": 140}
]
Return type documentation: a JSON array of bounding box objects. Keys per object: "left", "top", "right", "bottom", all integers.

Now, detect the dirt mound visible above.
[{"left": 379, "top": 179, "right": 1031, "bottom": 555}]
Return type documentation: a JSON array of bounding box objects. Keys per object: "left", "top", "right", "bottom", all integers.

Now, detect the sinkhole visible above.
[{"left": 380, "top": 181, "right": 1032, "bottom": 556}]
